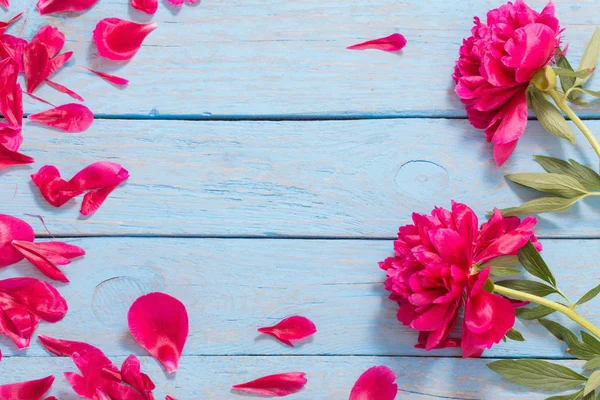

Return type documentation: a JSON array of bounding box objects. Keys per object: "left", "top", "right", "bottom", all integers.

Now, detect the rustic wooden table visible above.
[{"left": 0, "top": 1, "right": 599, "bottom": 399}]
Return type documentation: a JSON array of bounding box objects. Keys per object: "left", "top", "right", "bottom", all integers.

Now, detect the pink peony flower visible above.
[
  {"left": 453, "top": 0, "right": 561, "bottom": 165},
  {"left": 379, "top": 201, "right": 540, "bottom": 357}
]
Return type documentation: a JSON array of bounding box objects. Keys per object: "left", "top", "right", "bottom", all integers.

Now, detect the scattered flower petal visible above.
[
  {"left": 0, "top": 144, "right": 33, "bottom": 169},
  {"left": 69, "top": 161, "right": 129, "bottom": 215},
  {"left": 31, "top": 165, "right": 84, "bottom": 207},
  {"left": 0, "top": 35, "right": 28, "bottom": 71},
  {"left": 83, "top": 66, "right": 129, "bottom": 86},
  {"left": 11, "top": 240, "right": 85, "bottom": 282},
  {"left": 349, "top": 366, "right": 397, "bottom": 400},
  {"left": 36, "top": 0, "right": 99, "bottom": 15},
  {"left": 167, "top": 0, "right": 184, "bottom": 5},
  {"left": 0, "top": 214, "right": 34, "bottom": 267},
  {"left": 166, "top": 396, "right": 177, "bottom": 400},
  {"left": 131, "top": 0, "right": 158, "bottom": 15},
  {"left": 121, "top": 355, "right": 156, "bottom": 398},
  {"left": 31, "top": 25, "right": 65, "bottom": 57},
  {"left": 45, "top": 80, "right": 84, "bottom": 102},
  {"left": 93, "top": 18, "right": 157, "bottom": 61},
  {"left": 258, "top": 316, "right": 317, "bottom": 346},
  {"left": 347, "top": 33, "right": 407, "bottom": 52},
  {"left": 28, "top": 103, "right": 93, "bottom": 132},
  {"left": 128, "top": 292, "right": 189, "bottom": 374},
  {"left": 24, "top": 41, "right": 52, "bottom": 93},
  {"left": 0, "top": 376, "right": 55, "bottom": 400},
  {"left": 232, "top": 373, "right": 307, "bottom": 397},
  {"left": 0, "top": 13, "right": 23, "bottom": 34},
  {"left": 48, "top": 51, "right": 73, "bottom": 76},
  {"left": 0, "top": 58, "right": 23, "bottom": 132},
  {"left": 0, "top": 278, "right": 67, "bottom": 348},
  {"left": 25, "top": 92, "right": 56, "bottom": 107}
]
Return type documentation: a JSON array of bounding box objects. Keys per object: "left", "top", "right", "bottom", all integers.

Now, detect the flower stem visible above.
[
  {"left": 493, "top": 285, "right": 600, "bottom": 339},
  {"left": 548, "top": 88, "right": 600, "bottom": 160}
]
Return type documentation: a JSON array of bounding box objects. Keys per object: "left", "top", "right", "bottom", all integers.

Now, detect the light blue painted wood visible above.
[
  {"left": 0, "top": 238, "right": 596, "bottom": 359},
  {"left": 0, "top": 355, "right": 590, "bottom": 399},
  {"left": 1, "top": 118, "right": 597, "bottom": 237},
  {"left": 3, "top": 0, "right": 597, "bottom": 118}
]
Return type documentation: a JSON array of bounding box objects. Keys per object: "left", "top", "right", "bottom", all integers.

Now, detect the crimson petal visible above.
[
  {"left": 0, "top": 214, "right": 35, "bottom": 267},
  {"left": 69, "top": 161, "right": 129, "bottom": 215},
  {"left": 0, "top": 58, "right": 23, "bottom": 131},
  {"left": 24, "top": 41, "right": 52, "bottom": 93},
  {"left": 45, "top": 80, "right": 84, "bottom": 102},
  {"left": 48, "top": 52, "right": 73, "bottom": 76},
  {"left": 0, "top": 144, "right": 34, "bottom": 170},
  {"left": 232, "top": 372, "right": 307, "bottom": 397},
  {"left": 131, "top": 0, "right": 158, "bottom": 15},
  {"left": 128, "top": 292, "right": 189, "bottom": 374},
  {"left": 0, "top": 376, "right": 54, "bottom": 400},
  {"left": 31, "top": 26, "right": 65, "bottom": 57},
  {"left": 36, "top": 0, "right": 99, "bottom": 14},
  {"left": 347, "top": 33, "right": 407, "bottom": 52},
  {"left": 349, "top": 366, "right": 397, "bottom": 400},
  {"left": 121, "top": 354, "right": 156, "bottom": 398},
  {"left": 0, "top": 13, "right": 23, "bottom": 34},
  {"left": 28, "top": 103, "right": 93, "bottom": 132},
  {"left": 93, "top": 18, "right": 157, "bottom": 61},
  {"left": 11, "top": 240, "right": 85, "bottom": 282},
  {"left": 83, "top": 67, "right": 129, "bottom": 86},
  {"left": 31, "top": 165, "right": 84, "bottom": 207},
  {"left": 0, "top": 35, "right": 27, "bottom": 72},
  {"left": 258, "top": 316, "right": 317, "bottom": 346}
]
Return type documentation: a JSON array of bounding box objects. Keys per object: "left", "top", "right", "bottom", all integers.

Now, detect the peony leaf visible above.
[
  {"left": 545, "top": 391, "right": 584, "bottom": 400},
  {"left": 500, "top": 196, "right": 586, "bottom": 216},
  {"left": 581, "top": 332, "right": 600, "bottom": 354},
  {"left": 584, "top": 370, "right": 600, "bottom": 396},
  {"left": 529, "top": 91, "right": 575, "bottom": 144},
  {"left": 515, "top": 305, "right": 555, "bottom": 320},
  {"left": 495, "top": 280, "right": 556, "bottom": 297},
  {"left": 489, "top": 266, "right": 522, "bottom": 277},
  {"left": 555, "top": 50, "right": 577, "bottom": 100},
  {"left": 487, "top": 359, "right": 587, "bottom": 390},
  {"left": 552, "top": 67, "right": 594, "bottom": 78},
  {"left": 575, "top": 28, "right": 600, "bottom": 88},
  {"left": 584, "top": 357, "right": 600, "bottom": 370},
  {"left": 518, "top": 241, "right": 555, "bottom": 286},
  {"left": 534, "top": 156, "right": 600, "bottom": 191},
  {"left": 538, "top": 319, "right": 578, "bottom": 345},
  {"left": 576, "top": 284, "right": 600, "bottom": 306},
  {"left": 505, "top": 328, "right": 525, "bottom": 342},
  {"left": 506, "top": 173, "right": 588, "bottom": 198}
]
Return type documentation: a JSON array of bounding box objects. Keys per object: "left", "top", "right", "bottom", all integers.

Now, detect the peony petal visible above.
[
  {"left": 0, "top": 35, "right": 28, "bottom": 72},
  {"left": 347, "top": 33, "right": 407, "bottom": 52},
  {"left": 38, "top": 335, "right": 113, "bottom": 367},
  {"left": 0, "top": 214, "right": 35, "bottom": 267},
  {"left": 167, "top": 0, "right": 184, "bottom": 5},
  {"left": 128, "top": 292, "right": 189, "bottom": 374},
  {"left": 232, "top": 372, "right": 307, "bottom": 397},
  {"left": 36, "top": 0, "right": 99, "bottom": 15},
  {"left": 0, "top": 144, "right": 34, "bottom": 170},
  {"left": 503, "top": 23, "right": 557, "bottom": 83},
  {"left": 349, "top": 366, "right": 397, "bottom": 400},
  {"left": 31, "top": 165, "right": 84, "bottom": 207},
  {"left": 0, "top": 376, "right": 54, "bottom": 400},
  {"left": 0, "top": 13, "right": 23, "bottom": 34},
  {"left": 0, "top": 58, "right": 23, "bottom": 130},
  {"left": 258, "top": 316, "right": 317, "bottom": 346},
  {"left": 83, "top": 67, "right": 129, "bottom": 86},
  {"left": 121, "top": 354, "right": 156, "bottom": 398},
  {"left": 47, "top": 52, "right": 73, "bottom": 76},
  {"left": 131, "top": 0, "right": 158, "bottom": 15},
  {"left": 28, "top": 104, "right": 94, "bottom": 132},
  {"left": 25, "top": 92, "right": 56, "bottom": 107},
  {"left": 31, "top": 26, "right": 65, "bottom": 57},
  {"left": 93, "top": 18, "right": 157, "bottom": 61},
  {"left": 68, "top": 161, "right": 129, "bottom": 215},
  {"left": 166, "top": 396, "right": 177, "bottom": 400},
  {"left": 45, "top": 80, "right": 84, "bottom": 102},
  {"left": 11, "top": 240, "right": 85, "bottom": 282},
  {"left": 24, "top": 41, "right": 52, "bottom": 93}
]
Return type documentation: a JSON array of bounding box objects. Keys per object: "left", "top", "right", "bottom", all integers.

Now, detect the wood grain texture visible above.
[
  {"left": 0, "top": 355, "right": 589, "bottom": 399},
  {"left": 0, "top": 238, "right": 596, "bottom": 360},
  {"left": 2, "top": 118, "right": 598, "bottom": 237},
  {"left": 5, "top": 0, "right": 599, "bottom": 118}
]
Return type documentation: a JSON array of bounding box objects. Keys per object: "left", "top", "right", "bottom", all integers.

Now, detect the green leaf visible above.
[
  {"left": 506, "top": 173, "right": 588, "bottom": 198},
  {"left": 546, "top": 391, "right": 583, "bottom": 400},
  {"left": 533, "top": 156, "right": 600, "bottom": 191},
  {"left": 553, "top": 67, "right": 595, "bottom": 78},
  {"left": 529, "top": 91, "right": 576, "bottom": 144},
  {"left": 496, "top": 279, "right": 557, "bottom": 297},
  {"left": 575, "top": 28, "right": 600, "bottom": 88},
  {"left": 584, "top": 370, "right": 600, "bottom": 395},
  {"left": 539, "top": 319, "right": 578, "bottom": 345},
  {"left": 490, "top": 266, "right": 522, "bottom": 277},
  {"left": 569, "top": 160, "right": 600, "bottom": 191},
  {"left": 487, "top": 359, "right": 587, "bottom": 390},
  {"left": 506, "top": 328, "right": 525, "bottom": 341},
  {"left": 577, "top": 284, "right": 600, "bottom": 306},
  {"left": 568, "top": 341, "right": 600, "bottom": 361},
  {"left": 487, "top": 255, "right": 521, "bottom": 269},
  {"left": 500, "top": 196, "right": 585, "bottom": 216},
  {"left": 516, "top": 305, "right": 556, "bottom": 320},
  {"left": 584, "top": 357, "right": 600, "bottom": 370},
  {"left": 582, "top": 332, "right": 600, "bottom": 354},
  {"left": 518, "top": 241, "right": 556, "bottom": 287},
  {"left": 556, "top": 51, "right": 578, "bottom": 101}
]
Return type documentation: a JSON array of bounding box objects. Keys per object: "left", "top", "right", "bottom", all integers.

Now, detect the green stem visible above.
[
  {"left": 548, "top": 88, "right": 600, "bottom": 160},
  {"left": 494, "top": 285, "right": 600, "bottom": 340}
]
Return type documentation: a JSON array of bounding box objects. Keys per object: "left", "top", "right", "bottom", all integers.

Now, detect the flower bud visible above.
[{"left": 531, "top": 66, "right": 557, "bottom": 92}]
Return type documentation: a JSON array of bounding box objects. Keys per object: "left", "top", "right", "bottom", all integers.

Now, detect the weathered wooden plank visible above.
[
  {"left": 0, "top": 238, "right": 596, "bottom": 359},
  {"left": 0, "top": 355, "right": 589, "bottom": 399},
  {"left": 7, "top": 0, "right": 600, "bottom": 117},
  {"left": 2, "top": 119, "right": 598, "bottom": 237}
]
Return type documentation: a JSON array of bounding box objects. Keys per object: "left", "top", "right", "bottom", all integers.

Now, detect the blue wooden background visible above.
[{"left": 0, "top": 1, "right": 599, "bottom": 398}]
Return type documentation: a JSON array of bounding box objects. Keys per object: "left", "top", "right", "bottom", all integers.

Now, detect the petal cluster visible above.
[
  {"left": 453, "top": 0, "right": 561, "bottom": 165},
  {"left": 379, "top": 201, "right": 540, "bottom": 357}
]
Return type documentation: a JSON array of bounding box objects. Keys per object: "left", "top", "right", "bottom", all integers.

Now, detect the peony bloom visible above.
[
  {"left": 453, "top": 0, "right": 561, "bottom": 165},
  {"left": 379, "top": 201, "right": 540, "bottom": 357}
]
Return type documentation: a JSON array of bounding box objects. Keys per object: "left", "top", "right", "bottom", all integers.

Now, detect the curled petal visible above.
[
  {"left": 0, "top": 144, "right": 34, "bottom": 170},
  {"left": 24, "top": 41, "right": 52, "bottom": 93},
  {"left": 121, "top": 355, "right": 156, "bottom": 397},
  {"left": 0, "top": 214, "right": 35, "bottom": 267},
  {"left": 11, "top": 240, "right": 85, "bottom": 282},
  {"left": 31, "top": 26, "right": 65, "bottom": 57},
  {"left": 131, "top": 0, "right": 158, "bottom": 15},
  {"left": 128, "top": 292, "right": 189, "bottom": 374},
  {"left": 69, "top": 161, "right": 129, "bottom": 215},
  {"left": 38, "top": 335, "right": 113, "bottom": 367},
  {"left": 0, "top": 35, "right": 27, "bottom": 72},
  {"left": 0, "top": 376, "right": 54, "bottom": 400},
  {"left": 36, "top": 0, "right": 99, "bottom": 14},
  {"left": 28, "top": 103, "right": 94, "bottom": 132},
  {"left": 232, "top": 373, "right": 307, "bottom": 397},
  {"left": 0, "top": 58, "right": 23, "bottom": 130},
  {"left": 31, "top": 165, "right": 84, "bottom": 207},
  {"left": 45, "top": 80, "right": 84, "bottom": 102},
  {"left": 258, "top": 316, "right": 317, "bottom": 346},
  {"left": 347, "top": 33, "right": 407, "bottom": 52},
  {"left": 93, "top": 18, "right": 157, "bottom": 61},
  {"left": 83, "top": 67, "right": 129, "bottom": 86},
  {"left": 349, "top": 366, "right": 397, "bottom": 400}
]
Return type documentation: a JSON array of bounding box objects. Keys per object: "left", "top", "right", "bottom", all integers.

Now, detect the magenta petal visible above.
[
  {"left": 83, "top": 67, "right": 129, "bottom": 86},
  {"left": 0, "top": 144, "right": 33, "bottom": 169},
  {"left": 0, "top": 214, "right": 34, "bottom": 267},
  {"left": 121, "top": 354, "right": 156, "bottom": 397},
  {"left": 11, "top": 240, "right": 85, "bottom": 282},
  {"left": 503, "top": 23, "right": 557, "bottom": 83},
  {"left": 31, "top": 26, "right": 65, "bottom": 57},
  {"left": 69, "top": 161, "right": 129, "bottom": 215},
  {"left": 232, "top": 372, "right": 307, "bottom": 397},
  {"left": 128, "top": 292, "right": 189, "bottom": 374},
  {"left": 349, "top": 366, "right": 397, "bottom": 400},
  {"left": 28, "top": 104, "right": 94, "bottom": 132},
  {"left": 93, "top": 18, "right": 157, "bottom": 61},
  {"left": 131, "top": 0, "right": 158, "bottom": 14},
  {"left": 24, "top": 41, "right": 52, "bottom": 94},
  {"left": 166, "top": 396, "right": 177, "bottom": 400},
  {"left": 31, "top": 165, "right": 84, "bottom": 207},
  {"left": 347, "top": 33, "right": 407, "bottom": 52},
  {"left": 45, "top": 80, "right": 84, "bottom": 102},
  {"left": 0, "top": 376, "right": 54, "bottom": 400},
  {"left": 258, "top": 316, "right": 317, "bottom": 346},
  {"left": 36, "top": 0, "right": 98, "bottom": 14}
]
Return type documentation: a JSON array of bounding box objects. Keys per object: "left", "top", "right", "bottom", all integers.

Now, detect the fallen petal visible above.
[
  {"left": 0, "top": 376, "right": 54, "bottom": 400},
  {"left": 48, "top": 52, "right": 73, "bottom": 76},
  {"left": 0, "top": 144, "right": 34, "bottom": 170},
  {"left": 36, "top": 0, "right": 99, "bottom": 15},
  {"left": 31, "top": 26, "right": 65, "bottom": 57},
  {"left": 0, "top": 35, "right": 28, "bottom": 72},
  {"left": 45, "top": 80, "right": 84, "bottom": 102},
  {"left": 0, "top": 58, "right": 23, "bottom": 130},
  {"left": 128, "top": 292, "right": 189, "bottom": 374},
  {"left": 0, "top": 13, "right": 24, "bottom": 34},
  {"left": 25, "top": 92, "right": 56, "bottom": 107},
  {"left": 69, "top": 161, "right": 129, "bottom": 215},
  {"left": 83, "top": 66, "right": 129, "bottom": 86},
  {"left": 0, "top": 214, "right": 34, "bottom": 267},
  {"left": 24, "top": 41, "right": 52, "bottom": 93},
  {"left": 131, "top": 0, "right": 158, "bottom": 15},
  {"left": 349, "top": 366, "right": 397, "bottom": 400},
  {"left": 167, "top": 0, "right": 184, "bottom": 5},
  {"left": 121, "top": 354, "right": 156, "bottom": 398},
  {"left": 258, "top": 316, "right": 317, "bottom": 346},
  {"left": 347, "top": 33, "right": 407, "bottom": 52},
  {"left": 232, "top": 372, "right": 307, "bottom": 397},
  {"left": 11, "top": 240, "right": 84, "bottom": 282},
  {"left": 93, "top": 18, "right": 157, "bottom": 60},
  {"left": 166, "top": 396, "right": 177, "bottom": 400},
  {"left": 28, "top": 103, "right": 93, "bottom": 132},
  {"left": 32, "top": 165, "right": 84, "bottom": 206}
]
